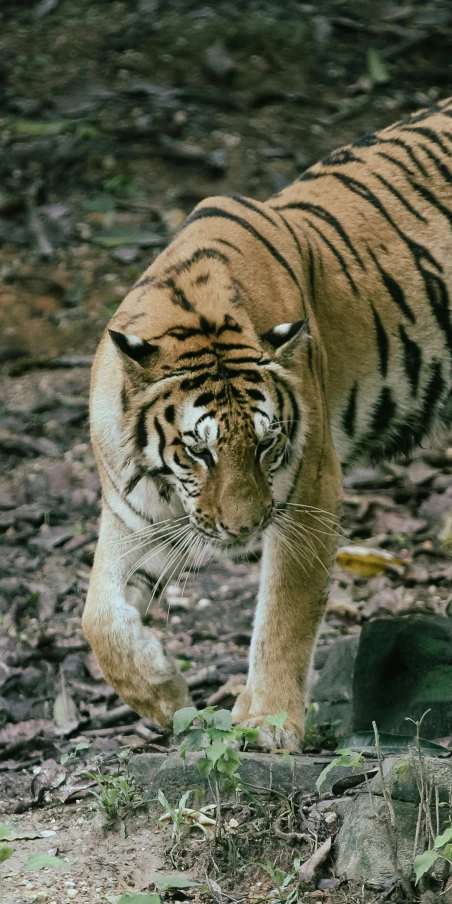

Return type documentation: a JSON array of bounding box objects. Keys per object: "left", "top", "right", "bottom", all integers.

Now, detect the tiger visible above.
[{"left": 83, "top": 97, "right": 452, "bottom": 750}]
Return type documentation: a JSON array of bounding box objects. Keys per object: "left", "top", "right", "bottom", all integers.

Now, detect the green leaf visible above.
[
  {"left": 216, "top": 749, "right": 241, "bottom": 777},
  {"left": 265, "top": 712, "right": 288, "bottom": 731},
  {"left": 0, "top": 845, "right": 14, "bottom": 863},
  {"left": 367, "top": 48, "right": 391, "bottom": 85},
  {"left": 315, "top": 758, "right": 340, "bottom": 792},
  {"left": 340, "top": 732, "right": 449, "bottom": 757},
  {"left": 180, "top": 729, "right": 210, "bottom": 752},
  {"left": 60, "top": 753, "right": 70, "bottom": 765},
  {"left": 435, "top": 826, "right": 452, "bottom": 849},
  {"left": 154, "top": 875, "right": 203, "bottom": 889},
  {"left": 207, "top": 738, "right": 227, "bottom": 765},
  {"left": 83, "top": 196, "right": 116, "bottom": 214},
  {"left": 315, "top": 749, "right": 363, "bottom": 793},
  {"left": 212, "top": 709, "right": 233, "bottom": 730},
  {"left": 91, "top": 228, "right": 163, "bottom": 249},
  {"left": 173, "top": 707, "right": 198, "bottom": 735},
  {"left": 394, "top": 760, "right": 411, "bottom": 780},
  {"left": 117, "top": 895, "right": 161, "bottom": 904},
  {"left": 24, "top": 854, "right": 67, "bottom": 871},
  {"left": 443, "top": 843, "right": 452, "bottom": 861},
  {"left": 177, "top": 659, "right": 192, "bottom": 672},
  {"left": 0, "top": 824, "right": 12, "bottom": 841},
  {"left": 197, "top": 756, "right": 213, "bottom": 777},
  {"left": 336, "top": 749, "right": 364, "bottom": 768},
  {"left": 240, "top": 727, "right": 260, "bottom": 743},
  {"left": 414, "top": 849, "right": 438, "bottom": 883}
]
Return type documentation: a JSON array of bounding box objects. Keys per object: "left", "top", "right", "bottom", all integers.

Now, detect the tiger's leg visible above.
[
  {"left": 82, "top": 505, "right": 191, "bottom": 727},
  {"left": 232, "top": 438, "right": 342, "bottom": 749}
]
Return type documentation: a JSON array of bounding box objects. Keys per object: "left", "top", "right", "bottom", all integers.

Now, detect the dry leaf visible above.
[{"left": 336, "top": 545, "right": 404, "bottom": 577}]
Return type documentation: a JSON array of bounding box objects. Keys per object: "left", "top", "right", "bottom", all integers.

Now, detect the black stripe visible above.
[
  {"left": 247, "top": 388, "right": 266, "bottom": 401},
  {"left": 194, "top": 391, "right": 215, "bottom": 407},
  {"left": 217, "top": 315, "right": 243, "bottom": 335},
  {"left": 177, "top": 347, "right": 213, "bottom": 361},
  {"left": 306, "top": 219, "right": 358, "bottom": 295},
  {"left": 404, "top": 126, "right": 450, "bottom": 156},
  {"left": 375, "top": 173, "right": 426, "bottom": 222},
  {"left": 136, "top": 407, "right": 148, "bottom": 450},
  {"left": 101, "top": 459, "right": 149, "bottom": 522},
  {"left": 272, "top": 210, "right": 308, "bottom": 310},
  {"left": 376, "top": 150, "right": 414, "bottom": 177},
  {"left": 398, "top": 324, "right": 422, "bottom": 396},
  {"left": 370, "top": 386, "right": 396, "bottom": 434},
  {"left": 342, "top": 382, "right": 358, "bottom": 438},
  {"left": 180, "top": 372, "right": 213, "bottom": 392},
  {"left": 322, "top": 147, "right": 362, "bottom": 166},
  {"left": 367, "top": 248, "right": 415, "bottom": 323},
  {"left": 421, "top": 144, "right": 452, "bottom": 184},
  {"left": 371, "top": 304, "right": 389, "bottom": 378},
  {"left": 128, "top": 569, "right": 158, "bottom": 592},
  {"left": 195, "top": 411, "right": 214, "bottom": 426},
  {"left": 124, "top": 467, "right": 146, "bottom": 495},
  {"left": 307, "top": 242, "right": 316, "bottom": 301},
  {"left": 275, "top": 201, "right": 365, "bottom": 268},
  {"left": 270, "top": 373, "right": 300, "bottom": 439},
  {"left": 380, "top": 137, "right": 428, "bottom": 177},
  {"left": 409, "top": 178, "right": 452, "bottom": 228},
  {"left": 154, "top": 416, "right": 167, "bottom": 466},
  {"left": 227, "top": 193, "right": 279, "bottom": 227},
  {"left": 162, "top": 247, "right": 230, "bottom": 277},
  {"left": 195, "top": 273, "right": 210, "bottom": 285},
  {"left": 180, "top": 207, "right": 301, "bottom": 291},
  {"left": 213, "top": 237, "right": 244, "bottom": 256},
  {"left": 420, "top": 361, "right": 445, "bottom": 431},
  {"left": 212, "top": 341, "right": 256, "bottom": 352},
  {"left": 121, "top": 385, "right": 129, "bottom": 412},
  {"left": 165, "top": 404, "right": 175, "bottom": 424}
]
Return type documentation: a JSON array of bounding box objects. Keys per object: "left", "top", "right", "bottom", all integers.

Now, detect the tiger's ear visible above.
[
  {"left": 260, "top": 318, "right": 308, "bottom": 359},
  {"left": 109, "top": 330, "right": 159, "bottom": 367}
]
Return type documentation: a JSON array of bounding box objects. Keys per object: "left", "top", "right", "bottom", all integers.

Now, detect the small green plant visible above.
[
  {"left": 80, "top": 749, "right": 141, "bottom": 828},
  {"left": 157, "top": 789, "right": 213, "bottom": 844},
  {"left": 60, "top": 741, "right": 92, "bottom": 766},
  {"left": 251, "top": 857, "right": 302, "bottom": 904},
  {"left": 315, "top": 748, "right": 364, "bottom": 792},
  {"left": 173, "top": 706, "right": 259, "bottom": 838}
]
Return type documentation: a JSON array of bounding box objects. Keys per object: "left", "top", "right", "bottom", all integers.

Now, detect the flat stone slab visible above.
[{"left": 128, "top": 750, "right": 376, "bottom": 803}]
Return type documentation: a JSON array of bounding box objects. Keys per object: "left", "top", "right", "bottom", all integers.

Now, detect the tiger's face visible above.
[{"left": 110, "top": 313, "right": 306, "bottom": 550}]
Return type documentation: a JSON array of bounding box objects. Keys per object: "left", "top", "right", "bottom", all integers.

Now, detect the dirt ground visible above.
[{"left": 2, "top": 0, "right": 452, "bottom": 901}]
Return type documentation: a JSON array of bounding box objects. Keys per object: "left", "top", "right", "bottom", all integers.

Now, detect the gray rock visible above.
[
  {"left": 336, "top": 755, "right": 452, "bottom": 883},
  {"left": 308, "top": 635, "right": 359, "bottom": 736},
  {"left": 129, "top": 751, "right": 360, "bottom": 804},
  {"left": 28, "top": 526, "right": 75, "bottom": 553},
  {"left": 353, "top": 616, "right": 452, "bottom": 738}
]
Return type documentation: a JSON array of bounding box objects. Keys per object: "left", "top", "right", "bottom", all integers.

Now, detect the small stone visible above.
[
  {"left": 204, "top": 41, "right": 236, "bottom": 80},
  {"left": 111, "top": 246, "right": 140, "bottom": 264},
  {"left": 196, "top": 598, "right": 211, "bottom": 610}
]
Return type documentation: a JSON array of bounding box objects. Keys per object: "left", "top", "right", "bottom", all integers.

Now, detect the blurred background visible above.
[{"left": 2, "top": 0, "right": 452, "bottom": 361}]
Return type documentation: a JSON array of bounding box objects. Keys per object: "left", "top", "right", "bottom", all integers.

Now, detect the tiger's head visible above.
[{"left": 109, "top": 310, "right": 307, "bottom": 551}]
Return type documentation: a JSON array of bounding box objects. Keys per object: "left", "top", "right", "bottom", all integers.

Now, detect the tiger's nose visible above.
[{"left": 220, "top": 511, "right": 271, "bottom": 537}]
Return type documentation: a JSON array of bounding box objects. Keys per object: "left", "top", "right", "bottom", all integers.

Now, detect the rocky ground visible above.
[{"left": 2, "top": 0, "right": 452, "bottom": 902}]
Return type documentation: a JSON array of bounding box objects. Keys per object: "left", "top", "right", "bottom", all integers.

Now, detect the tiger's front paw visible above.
[
  {"left": 232, "top": 691, "right": 304, "bottom": 751},
  {"left": 109, "top": 668, "right": 191, "bottom": 730}
]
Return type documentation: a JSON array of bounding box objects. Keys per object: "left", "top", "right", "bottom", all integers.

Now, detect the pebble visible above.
[{"left": 196, "top": 597, "right": 211, "bottom": 610}]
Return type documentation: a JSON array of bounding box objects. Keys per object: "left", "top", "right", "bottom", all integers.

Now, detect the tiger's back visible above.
[{"left": 270, "top": 98, "right": 452, "bottom": 466}]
